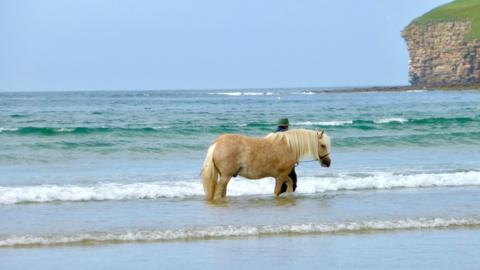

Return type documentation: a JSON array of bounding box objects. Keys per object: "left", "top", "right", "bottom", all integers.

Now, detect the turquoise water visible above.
[
  {"left": 2, "top": 89, "right": 479, "bottom": 164},
  {"left": 1, "top": 89, "right": 480, "bottom": 268}
]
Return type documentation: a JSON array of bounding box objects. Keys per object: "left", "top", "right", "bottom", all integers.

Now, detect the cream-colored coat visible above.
[{"left": 201, "top": 129, "right": 331, "bottom": 200}]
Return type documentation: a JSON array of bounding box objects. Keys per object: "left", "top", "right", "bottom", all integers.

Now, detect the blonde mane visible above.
[{"left": 266, "top": 129, "right": 327, "bottom": 162}]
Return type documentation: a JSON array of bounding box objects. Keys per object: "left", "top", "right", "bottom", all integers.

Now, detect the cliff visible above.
[{"left": 402, "top": 0, "right": 480, "bottom": 86}]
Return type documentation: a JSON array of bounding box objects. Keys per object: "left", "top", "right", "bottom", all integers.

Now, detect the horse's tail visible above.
[{"left": 201, "top": 143, "right": 218, "bottom": 200}]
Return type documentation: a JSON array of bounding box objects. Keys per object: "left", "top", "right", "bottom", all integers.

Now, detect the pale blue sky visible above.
[{"left": 1, "top": 0, "right": 450, "bottom": 91}]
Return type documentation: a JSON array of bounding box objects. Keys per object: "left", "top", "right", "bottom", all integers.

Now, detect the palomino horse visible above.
[{"left": 201, "top": 129, "right": 331, "bottom": 200}]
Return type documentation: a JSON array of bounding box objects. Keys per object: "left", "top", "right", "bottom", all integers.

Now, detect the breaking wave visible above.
[
  {"left": 0, "top": 127, "right": 162, "bottom": 136},
  {"left": 374, "top": 118, "right": 408, "bottom": 124},
  {"left": 295, "top": 118, "right": 408, "bottom": 126},
  {"left": 208, "top": 92, "right": 273, "bottom": 96},
  {"left": 1, "top": 171, "right": 480, "bottom": 204},
  {"left": 0, "top": 127, "right": 19, "bottom": 132},
  {"left": 293, "top": 116, "right": 479, "bottom": 127},
  {"left": 209, "top": 92, "right": 242, "bottom": 96},
  {"left": 1, "top": 117, "right": 477, "bottom": 139},
  {"left": 406, "top": 90, "right": 426, "bottom": 93},
  {"left": 294, "top": 118, "right": 407, "bottom": 127},
  {"left": 300, "top": 90, "right": 316, "bottom": 95},
  {"left": 295, "top": 121, "right": 353, "bottom": 126},
  {"left": 1, "top": 217, "right": 479, "bottom": 247},
  {"left": 243, "top": 92, "right": 273, "bottom": 96}
]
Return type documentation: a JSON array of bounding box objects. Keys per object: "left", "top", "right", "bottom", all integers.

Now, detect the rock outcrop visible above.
[{"left": 402, "top": 21, "right": 480, "bottom": 86}]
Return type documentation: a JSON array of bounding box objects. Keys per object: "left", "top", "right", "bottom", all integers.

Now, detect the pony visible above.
[{"left": 201, "top": 129, "right": 331, "bottom": 200}]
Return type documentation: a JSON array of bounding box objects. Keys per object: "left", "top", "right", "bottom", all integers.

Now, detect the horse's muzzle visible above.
[{"left": 320, "top": 156, "right": 331, "bottom": 167}]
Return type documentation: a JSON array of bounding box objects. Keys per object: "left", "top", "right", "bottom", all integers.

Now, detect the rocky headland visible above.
[{"left": 402, "top": 0, "right": 480, "bottom": 87}]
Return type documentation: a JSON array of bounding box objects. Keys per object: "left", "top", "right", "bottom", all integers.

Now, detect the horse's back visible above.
[
  {"left": 214, "top": 133, "right": 290, "bottom": 159},
  {"left": 216, "top": 133, "right": 263, "bottom": 144},
  {"left": 213, "top": 133, "right": 258, "bottom": 157}
]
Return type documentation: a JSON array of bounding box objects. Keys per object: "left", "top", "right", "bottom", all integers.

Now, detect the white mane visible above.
[{"left": 266, "top": 129, "right": 330, "bottom": 162}]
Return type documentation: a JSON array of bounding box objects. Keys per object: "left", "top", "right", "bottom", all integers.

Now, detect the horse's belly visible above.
[{"left": 238, "top": 169, "right": 272, "bottom": 180}]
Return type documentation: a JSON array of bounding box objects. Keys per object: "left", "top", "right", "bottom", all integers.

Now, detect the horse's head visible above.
[{"left": 317, "top": 130, "right": 331, "bottom": 167}]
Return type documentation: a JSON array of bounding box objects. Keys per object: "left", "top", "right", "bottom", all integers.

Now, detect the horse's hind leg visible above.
[{"left": 214, "top": 175, "right": 232, "bottom": 200}]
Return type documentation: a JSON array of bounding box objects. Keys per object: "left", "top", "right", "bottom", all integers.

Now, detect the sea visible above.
[{"left": 1, "top": 88, "right": 480, "bottom": 269}]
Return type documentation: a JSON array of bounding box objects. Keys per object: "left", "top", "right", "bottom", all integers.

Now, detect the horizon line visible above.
[{"left": 0, "top": 83, "right": 411, "bottom": 94}]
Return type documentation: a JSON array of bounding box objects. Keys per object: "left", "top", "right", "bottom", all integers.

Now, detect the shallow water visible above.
[
  {"left": 1, "top": 89, "right": 480, "bottom": 268},
  {"left": 2, "top": 229, "right": 480, "bottom": 270},
  {"left": 1, "top": 186, "right": 480, "bottom": 246}
]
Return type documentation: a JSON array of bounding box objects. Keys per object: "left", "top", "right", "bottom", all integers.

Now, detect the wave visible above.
[
  {"left": 0, "top": 127, "right": 18, "bottom": 132},
  {"left": 0, "top": 181, "right": 205, "bottom": 204},
  {"left": 243, "top": 92, "right": 273, "bottom": 96},
  {"left": 295, "top": 121, "right": 353, "bottom": 126},
  {"left": 301, "top": 90, "right": 316, "bottom": 95},
  {"left": 2, "top": 171, "right": 480, "bottom": 204},
  {"left": 1, "top": 217, "right": 479, "bottom": 247},
  {"left": 408, "top": 117, "right": 476, "bottom": 125},
  {"left": 337, "top": 131, "right": 480, "bottom": 148},
  {"left": 210, "top": 92, "right": 242, "bottom": 96},
  {"left": 294, "top": 117, "right": 480, "bottom": 129},
  {"left": 374, "top": 118, "right": 408, "bottom": 124},
  {"left": 1, "top": 116, "right": 477, "bottom": 137},
  {"left": 297, "top": 118, "right": 403, "bottom": 127},
  {"left": 0, "top": 126, "right": 162, "bottom": 136},
  {"left": 406, "top": 90, "right": 426, "bottom": 93},
  {"left": 297, "top": 171, "right": 480, "bottom": 192},
  {"left": 208, "top": 92, "right": 273, "bottom": 96}
]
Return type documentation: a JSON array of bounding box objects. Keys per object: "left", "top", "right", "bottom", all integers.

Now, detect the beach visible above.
[
  {"left": 2, "top": 228, "right": 480, "bottom": 270},
  {"left": 1, "top": 88, "right": 480, "bottom": 269}
]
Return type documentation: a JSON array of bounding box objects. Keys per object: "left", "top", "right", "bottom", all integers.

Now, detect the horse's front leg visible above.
[{"left": 274, "top": 176, "right": 293, "bottom": 197}]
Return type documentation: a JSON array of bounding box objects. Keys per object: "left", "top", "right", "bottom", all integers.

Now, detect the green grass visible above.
[{"left": 412, "top": 0, "right": 480, "bottom": 40}]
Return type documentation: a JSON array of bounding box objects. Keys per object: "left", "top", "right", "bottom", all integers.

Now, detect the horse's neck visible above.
[
  {"left": 264, "top": 130, "right": 318, "bottom": 160},
  {"left": 288, "top": 130, "right": 318, "bottom": 161}
]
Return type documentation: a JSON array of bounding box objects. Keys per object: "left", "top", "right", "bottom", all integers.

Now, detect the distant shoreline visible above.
[
  {"left": 2, "top": 83, "right": 480, "bottom": 94},
  {"left": 311, "top": 83, "right": 480, "bottom": 94}
]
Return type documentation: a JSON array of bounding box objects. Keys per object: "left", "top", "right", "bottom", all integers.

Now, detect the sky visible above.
[{"left": 0, "top": 0, "right": 451, "bottom": 91}]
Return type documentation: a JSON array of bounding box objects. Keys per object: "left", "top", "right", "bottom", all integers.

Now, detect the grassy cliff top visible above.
[{"left": 412, "top": 0, "right": 480, "bottom": 40}]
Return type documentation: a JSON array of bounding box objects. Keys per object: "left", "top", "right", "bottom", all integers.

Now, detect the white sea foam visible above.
[
  {"left": 1, "top": 217, "right": 478, "bottom": 247},
  {"left": 0, "top": 181, "right": 205, "bottom": 204},
  {"left": 295, "top": 121, "right": 353, "bottom": 126},
  {"left": 374, "top": 118, "right": 408, "bottom": 124},
  {"left": 0, "top": 127, "right": 18, "bottom": 132},
  {"left": 243, "top": 92, "right": 273, "bottom": 96},
  {"left": 301, "top": 90, "right": 316, "bottom": 95},
  {"left": 406, "top": 90, "right": 426, "bottom": 93},
  {"left": 1, "top": 171, "right": 480, "bottom": 204},
  {"left": 209, "top": 92, "right": 242, "bottom": 96},
  {"left": 209, "top": 92, "right": 273, "bottom": 96},
  {"left": 297, "top": 171, "right": 480, "bottom": 193},
  {"left": 152, "top": 126, "right": 170, "bottom": 129},
  {"left": 290, "top": 119, "right": 408, "bottom": 126}
]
